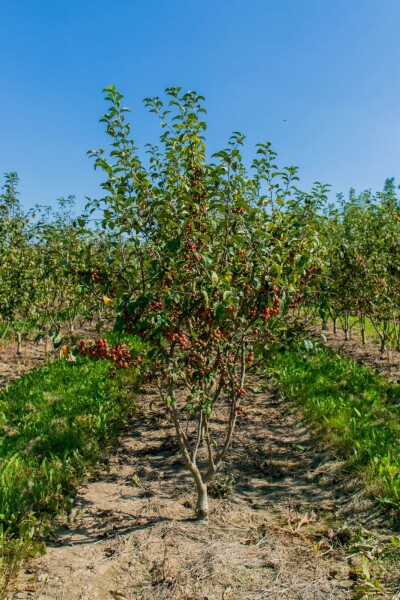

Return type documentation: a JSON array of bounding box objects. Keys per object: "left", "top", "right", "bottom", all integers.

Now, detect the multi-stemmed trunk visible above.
[
  {"left": 168, "top": 399, "right": 239, "bottom": 520},
  {"left": 370, "top": 316, "right": 390, "bottom": 355},
  {"left": 162, "top": 341, "right": 246, "bottom": 520}
]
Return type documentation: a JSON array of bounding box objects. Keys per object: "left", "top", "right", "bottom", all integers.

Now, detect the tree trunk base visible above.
[
  {"left": 195, "top": 509, "right": 209, "bottom": 521},
  {"left": 195, "top": 485, "right": 209, "bottom": 520}
]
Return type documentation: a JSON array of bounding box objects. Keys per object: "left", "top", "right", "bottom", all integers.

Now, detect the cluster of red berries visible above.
[
  {"left": 189, "top": 349, "right": 206, "bottom": 365},
  {"left": 260, "top": 294, "right": 280, "bottom": 322},
  {"left": 198, "top": 366, "right": 211, "bottom": 377},
  {"left": 260, "top": 306, "right": 279, "bottom": 322},
  {"left": 189, "top": 162, "right": 204, "bottom": 172},
  {"left": 210, "top": 329, "right": 223, "bottom": 342},
  {"left": 183, "top": 254, "right": 203, "bottom": 270},
  {"left": 189, "top": 165, "right": 204, "bottom": 189},
  {"left": 194, "top": 339, "right": 208, "bottom": 350},
  {"left": 183, "top": 238, "right": 203, "bottom": 270},
  {"left": 184, "top": 253, "right": 202, "bottom": 262},
  {"left": 237, "top": 388, "right": 246, "bottom": 397},
  {"left": 160, "top": 276, "right": 173, "bottom": 288},
  {"left": 188, "top": 350, "right": 212, "bottom": 378},
  {"left": 78, "top": 339, "right": 141, "bottom": 370},
  {"left": 90, "top": 268, "right": 101, "bottom": 282},
  {"left": 191, "top": 202, "right": 208, "bottom": 214},
  {"left": 80, "top": 268, "right": 102, "bottom": 283},
  {"left": 232, "top": 207, "right": 246, "bottom": 215},
  {"left": 213, "top": 355, "right": 239, "bottom": 390},
  {"left": 241, "top": 282, "right": 253, "bottom": 297},
  {"left": 289, "top": 294, "right": 304, "bottom": 309},
  {"left": 166, "top": 331, "right": 189, "bottom": 350},
  {"left": 216, "top": 353, "right": 234, "bottom": 372}
]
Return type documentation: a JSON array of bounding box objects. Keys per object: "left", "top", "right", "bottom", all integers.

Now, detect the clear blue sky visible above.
[{"left": 1, "top": 0, "right": 400, "bottom": 211}]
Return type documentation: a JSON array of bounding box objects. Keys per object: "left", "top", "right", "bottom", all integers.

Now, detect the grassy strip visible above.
[
  {"left": 0, "top": 353, "right": 140, "bottom": 593},
  {"left": 272, "top": 343, "right": 400, "bottom": 518}
]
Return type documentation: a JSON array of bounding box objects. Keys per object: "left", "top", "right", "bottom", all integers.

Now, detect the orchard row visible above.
[
  {"left": 299, "top": 180, "right": 400, "bottom": 352},
  {"left": 1, "top": 85, "right": 399, "bottom": 517}
]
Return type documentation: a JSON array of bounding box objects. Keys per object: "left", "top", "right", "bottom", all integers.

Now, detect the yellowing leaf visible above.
[
  {"left": 103, "top": 295, "right": 113, "bottom": 307},
  {"left": 59, "top": 345, "right": 70, "bottom": 359}
]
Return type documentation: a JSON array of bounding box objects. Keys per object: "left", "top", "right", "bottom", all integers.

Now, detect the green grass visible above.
[
  {"left": 0, "top": 348, "right": 140, "bottom": 593},
  {"left": 272, "top": 343, "right": 400, "bottom": 518},
  {"left": 0, "top": 323, "right": 12, "bottom": 341},
  {"left": 347, "top": 315, "right": 380, "bottom": 343}
]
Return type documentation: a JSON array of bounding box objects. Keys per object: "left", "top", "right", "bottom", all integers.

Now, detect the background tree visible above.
[{"left": 0, "top": 174, "right": 40, "bottom": 353}]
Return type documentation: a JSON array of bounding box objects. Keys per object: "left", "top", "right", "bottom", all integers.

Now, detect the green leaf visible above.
[
  {"left": 165, "top": 395, "right": 174, "bottom": 406},
  {"left": 166, "top": 238, "right": 181, "bottom": 252},
  {"left": 211, "top": 271, "right": 219, "bottom": 286}
]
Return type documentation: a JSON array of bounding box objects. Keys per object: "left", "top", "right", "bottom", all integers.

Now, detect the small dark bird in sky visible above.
[{"left": 283, "top": 119, "right": 287, "bottom": 121}]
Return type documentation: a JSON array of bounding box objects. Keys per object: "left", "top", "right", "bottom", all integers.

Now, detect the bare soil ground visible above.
[
  {"left": 0, "top": 337, "right": 55, "bottom": 388},
  {"left": 314, "top": 325, "right": 400, "bottom": 383},
  {"left": 12, "top": 381, "right": 389, "bottom": 600},
  {"left": 0, "top": 324, "right": 102, "bottom": 389}
]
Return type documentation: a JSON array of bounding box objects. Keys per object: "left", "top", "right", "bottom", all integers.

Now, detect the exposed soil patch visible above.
[
  {"left": 13, "top": 381, "right": 386, "bottom": 600},
  {"left": 0, "top": 337, "right": 55, "bottom": 389},
  {"left": 0, "top": 325, "right": 102, "bottom": 390},
  {"left": 313, "top": 325, "right": 400, "bottom": 383}
]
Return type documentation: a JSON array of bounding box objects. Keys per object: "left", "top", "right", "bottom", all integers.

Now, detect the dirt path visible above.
[{"left": 13, "top": 381, "right": 380, "bottom": 600}]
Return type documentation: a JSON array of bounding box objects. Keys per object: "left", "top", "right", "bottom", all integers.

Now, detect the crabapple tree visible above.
[{"left": 85, "top": 86, "right": 326, "bottom": 518}]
